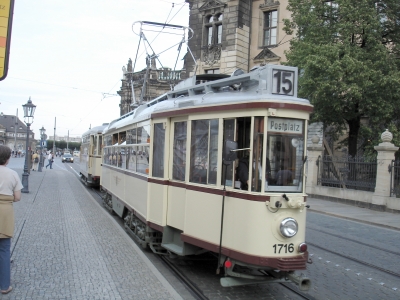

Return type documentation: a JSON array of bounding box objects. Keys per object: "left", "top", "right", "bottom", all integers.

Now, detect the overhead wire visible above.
[{"left": 133, "top": 2, "right": 188, "bottom": 64}]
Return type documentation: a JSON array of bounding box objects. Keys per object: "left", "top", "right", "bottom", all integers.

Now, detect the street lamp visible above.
[
  {"left": 21, "top": 97, "right": 36, "bottom": 193},
  {"left": 38, "top": 126, "right": 46, "bottom": 172}
]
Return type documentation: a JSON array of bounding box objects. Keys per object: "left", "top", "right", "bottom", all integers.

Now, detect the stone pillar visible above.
[
  {"left": 306, "top": 135, "right": 324, "bottom": 195},
  {"left": 371, "top": 130, "right": 399, "bottom": 210}
]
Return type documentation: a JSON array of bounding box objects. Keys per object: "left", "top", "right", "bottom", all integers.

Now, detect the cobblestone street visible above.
[{"left": 4, "top": 158, "right": 183, "bottom": 300}]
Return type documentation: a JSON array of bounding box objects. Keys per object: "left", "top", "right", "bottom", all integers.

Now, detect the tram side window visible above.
[
  {"left": 105, "top": 135, "right": 112, "bottom": 146},
  {"left": 94, "top": 136, "right": 98, "bottom": 155},
  {"left": 138, "top": 124, "right": 150, "bottom": 143},
  {"left": 112, "top": 134, "right": 118, "bottom": 145},
  {"left": 137, "top": 145, "right": 149, "bottom": 174},
  {"left": 189, "top": 119, "right": 218, "bottom": 185},
  {"left": 99, "top": 135, "right": 103, "bottom": 154},
  {"left": 222, "top": 119, "right": 236, "bottom": 187},
  {"left": 119, "top": 147, "right": 126, "bottom": 168},
  {"left": 152, "top": 123, "right": 165, "bottom": 178},
  {"left": 111, "top": 147, "right": 117, "bottom": 166},
  {"left": 127, "top": 128, "right": 137, "bottom": 144},
  {"left": 252, "top": 117, "right": 267, "bottom": 192},
  {"left": 127, "top": 146, "right": 137, "bottom": 171},
  {"left": 119, "top": 132, "right": 126, "bottom": 144},
  {"left": 103, "top": 148, "right": 108, "bottom": 164},
  {"left": 173, "top": 121, "right": 187, "bottom": 181}
]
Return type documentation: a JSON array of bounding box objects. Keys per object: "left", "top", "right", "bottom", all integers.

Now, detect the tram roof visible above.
[
  {"left": 82, "top": 123, "right": 109, "bottom": 136},
  {"left": 103, "top": 65, "right": 312, "bottom": 134}
]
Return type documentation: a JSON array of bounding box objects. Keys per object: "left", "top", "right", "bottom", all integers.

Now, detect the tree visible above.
[
  {"left": 45, "top": 140, "right": 81, "bottom": 151},
  {"left": 283, "top": 0, "right": 400, "bottom": 156}
]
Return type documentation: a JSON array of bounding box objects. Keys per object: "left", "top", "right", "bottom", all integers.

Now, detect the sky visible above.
[{"left": 0, "top": 0, "right": 189, "bottom": 139}]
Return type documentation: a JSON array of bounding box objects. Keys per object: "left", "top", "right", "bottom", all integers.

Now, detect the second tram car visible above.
[
  {"left": 100, "top": 65, "right": 312, "bottom": 289},
  {"left": 79, "top": 124, "right": 108, "bottom": 187}
]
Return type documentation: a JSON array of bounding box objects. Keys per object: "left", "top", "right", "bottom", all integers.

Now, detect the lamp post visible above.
[
  {"left": 38, "top": 126, "right": 46, "bottom": 172},
  {"left": 21, "top": 97, "right": 36, "bottom": 193}
]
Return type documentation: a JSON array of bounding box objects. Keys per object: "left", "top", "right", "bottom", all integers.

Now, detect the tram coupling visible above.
[{"left": 287, "top": 272, "right": 311, "bottom": 291}]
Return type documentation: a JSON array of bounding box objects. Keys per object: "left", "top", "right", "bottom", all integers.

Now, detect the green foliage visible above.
[
  {"left": 45, "top": 140, "right": 81, "bottom": 151},
  {"left": 283, "top": 0, "right": 400, "bottom": 156}
]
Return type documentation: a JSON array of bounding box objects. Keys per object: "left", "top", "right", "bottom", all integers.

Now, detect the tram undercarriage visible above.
[
  {"left": 219, "top": 257, "right": 311, "bottom": 290},
  {"left": 79, "top": 173, "right": 100, "bottom": 187}
]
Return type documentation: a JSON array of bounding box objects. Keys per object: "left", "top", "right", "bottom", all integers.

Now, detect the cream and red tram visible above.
[
  {"left": 79, "top": 124, "right": 108, "bottom": 187},
  {"left": 100, "top": 65, "right": 312, "bottom": 289}
]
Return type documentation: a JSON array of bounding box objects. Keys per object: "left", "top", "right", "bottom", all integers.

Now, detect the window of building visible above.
[
  {"left": 205, "top": 69, "right": 220, "bottom": 74},
  {"left": 264, "top": 10, "right": 278, "bottom": 46},
  {"left": 204, "top": 13, "right": 223, "bottom": 46}
]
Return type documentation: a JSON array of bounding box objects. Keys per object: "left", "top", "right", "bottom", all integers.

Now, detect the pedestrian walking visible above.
[
  {"left": 0, "top": 145, "right": 23, "bottom": 295},
  {"left": 45, "top": 152, "right": 53, "bottom": 169},
  {"left": 31, "top": 151, "right": 39, "bottom": 171}
]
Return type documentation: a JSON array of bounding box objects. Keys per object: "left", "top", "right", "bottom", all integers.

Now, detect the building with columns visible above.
[
  {"left": 118, "top": 58, "right": 182, "bottom": 116},
  {"left": 118, "top": 1, "right": 293, "bottom": 116}
]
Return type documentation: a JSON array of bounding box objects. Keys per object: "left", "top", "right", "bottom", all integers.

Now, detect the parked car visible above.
[{"left": 62, "top": 153, "right": 74, "bottom": 163}]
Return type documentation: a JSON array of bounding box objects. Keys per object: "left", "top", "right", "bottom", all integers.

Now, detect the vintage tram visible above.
[
  {"left": 79, "top": 124, "right": 108, "bottom": 187},
  {"left": 100, "top": 65, "right": 312, "bottom": 289}
]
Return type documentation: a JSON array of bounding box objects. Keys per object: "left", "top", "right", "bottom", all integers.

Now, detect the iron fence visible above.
[
  {"left": 317, "top": 155, "right": 377, "bottom": 192},
  {"left": 389, "top": 160, "right": 400, "bottom": 197}
]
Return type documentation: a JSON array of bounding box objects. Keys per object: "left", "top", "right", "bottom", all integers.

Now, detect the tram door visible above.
[{"left": 222, "top": 117, "right": 251, "bottom": 188}]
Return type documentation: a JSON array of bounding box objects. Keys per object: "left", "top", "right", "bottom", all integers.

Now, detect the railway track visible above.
[
  {"left": 279, "top": 283, "right": 316, "bottom": 300},
  {"left": 158, "top": 255, "right": 209, "bottom": 300},
  {"left": 308, "top": 227, "right": 400, "bottom": 257},
  {"left": 307, "top": 241, "right": 400, "bottom": 279}
]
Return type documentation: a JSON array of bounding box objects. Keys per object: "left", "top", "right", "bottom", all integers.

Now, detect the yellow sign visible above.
[{"left": 0, "top": 0, "right": 14, "bottom": 81}]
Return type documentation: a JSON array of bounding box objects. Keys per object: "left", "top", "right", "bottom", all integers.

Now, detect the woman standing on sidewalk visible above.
[{"left": 0, "top": 145, "right": 23, "bottom": 295}]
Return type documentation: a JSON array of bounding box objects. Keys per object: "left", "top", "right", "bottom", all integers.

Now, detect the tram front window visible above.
[
  {"left": 266, "top": 118, "right": 305, "bottom": 192},
  {"left": 225, "top": 116, "right": 305, "bottom": 193}
]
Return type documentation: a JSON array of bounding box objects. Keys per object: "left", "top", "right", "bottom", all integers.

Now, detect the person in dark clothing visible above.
[{"left": 237, "top": 155, "right": 249, "bottom": 190}]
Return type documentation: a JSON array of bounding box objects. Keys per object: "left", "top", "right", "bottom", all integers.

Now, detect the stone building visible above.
[
  {"left": 0, "top": 113, "right": 36, "bottom": 152},
  {"left": 183, "top": 0, "right": 292, "bottom": 77},
  {"left": 118, "top": 58, "right": 182, "bottom": 116},
  {"left": 118, "top": 0, "right": 293, "bottom": 115}
]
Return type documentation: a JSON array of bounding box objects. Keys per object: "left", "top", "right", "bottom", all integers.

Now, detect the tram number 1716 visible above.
[{"left": 273, "top": 243, "right": 295, "bottom": 254}]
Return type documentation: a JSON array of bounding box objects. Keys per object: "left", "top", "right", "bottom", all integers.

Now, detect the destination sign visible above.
[{"left": 268, "top": 118, "right": 303, "bottom": 134}]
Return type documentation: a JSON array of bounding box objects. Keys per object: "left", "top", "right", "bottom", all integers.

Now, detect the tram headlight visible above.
[{"left": 280, "top": 218, "right": 298, "bottom": 238}]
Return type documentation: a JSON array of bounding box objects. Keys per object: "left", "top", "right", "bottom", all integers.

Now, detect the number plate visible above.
[{"left": 273, "top": 243, "right": 295, "bottom": 254}]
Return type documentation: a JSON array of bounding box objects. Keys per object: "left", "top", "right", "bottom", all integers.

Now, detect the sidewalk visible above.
[
  {"left": 306, "top": 197, "right": 400, "bottom": 231},
  {"left": 3, "top": 157, "right": 185, "bottom": 300}
]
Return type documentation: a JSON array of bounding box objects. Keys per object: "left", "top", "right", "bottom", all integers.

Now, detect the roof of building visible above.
[{"left": 0, "top": 114, "right": 33, "bottom": 134}]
